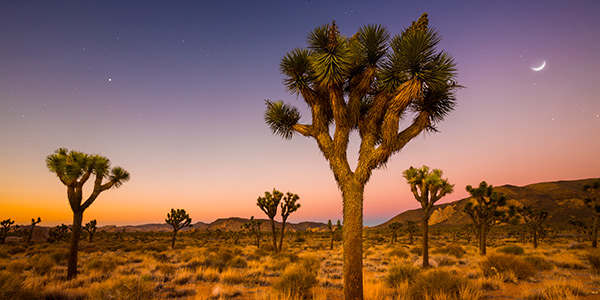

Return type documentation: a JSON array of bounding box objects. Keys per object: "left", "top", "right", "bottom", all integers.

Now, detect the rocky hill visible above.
[{"left": 376, "top": 178, "right": 598, "bottom": 229}]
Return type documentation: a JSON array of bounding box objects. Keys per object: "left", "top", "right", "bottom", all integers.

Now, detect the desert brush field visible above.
[{"left": 1, "top": 228, "right": 600, "bottom": 300}]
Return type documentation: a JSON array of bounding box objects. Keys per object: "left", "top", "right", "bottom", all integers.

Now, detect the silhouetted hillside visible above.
[{"left": 376, "top": 178, "right": 598, "bottom": 229}]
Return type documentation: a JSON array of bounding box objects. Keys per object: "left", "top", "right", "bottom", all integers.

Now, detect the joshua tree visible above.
[
  {"left": 46, "top": 148, "right": 130, "bottom": 279},
  {"left": 257, "top": 189, "right": 284, "bottom": 253},
  {"left": 403, "top": 166, "right": 453, "bottom": 268},
  {"left": 568, "top": 219, "right": 588, "bottom": 243},
  {"left": 278, "top": 192, "right": 300, "bottom": 252},
  {"left": 166, "top": 208, "right": 192, "bottom": 248},
  {"left": 389, "top": 222, "right": 402, "bottom": 244},
  {"left": 49, "top": 224, "right": 69, "bottom": 243},
  {"left": 27, "top": 217, "right": 42, "bottom": 243},
  {"left": 241, "top": 216, "right": 262, "bottom": 248},
  {"left": 405, "top": 220, "right": 419, "bottom": 245},
  {"left": 463, "top": 181, "right": 509, "bottom": 255},
  {"left": 517, "top": 205, "right": 549, "bottom": 248},
  {"left": 327, "top": 220, "right": 336, "bottom": 250},
  {"left": 83, "top": 219, "right": 97, "bottom": 243},
  {"left": 1, "top": 219, "right": 15, "bottom": 244},
  {"left": 264, "top": 13, "right": 458, "bottom": 298},
  {"left": 583, "top": 179, "right": 600, "bottom": 248}
]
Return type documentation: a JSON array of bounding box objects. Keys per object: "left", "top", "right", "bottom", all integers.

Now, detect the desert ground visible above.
[{"left": 1, "top": 227, "right": 600, "bottom": 300}]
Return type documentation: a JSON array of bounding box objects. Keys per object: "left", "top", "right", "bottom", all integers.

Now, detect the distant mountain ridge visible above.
[
  {"left": 99, "top": 217, "right": 329, "bottom": 233},
  {"left": 375, "top": 178, "right": 598, "bottom": 229}
]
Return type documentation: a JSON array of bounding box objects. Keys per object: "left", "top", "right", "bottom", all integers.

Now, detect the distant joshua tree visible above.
[
  {"left": 1, "top": 219, "right": 15, "bottom": 244},
  {"left": 405, "top": 220, "right": 419, "bottom": 245},
  {"left": 241, "top": 216, "right": 262, "bottom": 248},
  {"left": 568, "top": 219, "right": 588, "bottom": 243},
  {"left": 463, "top": 181, "right": 509, "bottom": 255},
  {"left": 389, "top": 222, "right": 402, "bottom": 244},
  {"left": 83, "top": 219, "right": 97, "bottom": 243},
  {"left": 278, "top": 192, "right": 300, "bottom": 252},
  {"left": 403, "top": 166, "right": 453, "bottom": 268},
  {"left": 27, "top": 217, "right": 42, "bottom": 243},
  {"left": 516, "top": 205, "right": 549, "bottom": 248},
  {"left": 257, "top": 189, "right": 283, "bottom": 253},
  {"left": 46, "top": 148, "right": 130, "bottom": 279},
  {"left": 166, "top": 208, "right": 192, "bottom": 249},
  {"left": 327, "top": 220, "right": 335, "bottom": 250},
  {"left": 49, "top": 224, "right": 69, "bottom": 243},
  {"left": 583, "top": 179, "right": 600, "bottom": 248}
]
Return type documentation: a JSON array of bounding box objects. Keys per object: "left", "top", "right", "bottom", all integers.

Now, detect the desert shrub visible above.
[
  {"left": 32, "top": 254, "right": 55, "bottom": 275},
  {"left": 6, "top": 259, "right": 29, "bottom": 274},
  {"left": 521, "top": 281, "right": 585, "bottom": 300},
  {"left": 523, "top": 255, "right": 553, "bottom": 271},
  {"left": 435, "top": 255, "right": 458, "bottom": 266},
  {"left": 220, "top": 269, "right": 247, "bottom": 285},
  {"left": 497, "top": 245, "right": 525, "bottom": 255},
  {"left": 294, "top": 236, "right": 306, "bottom": 243},
  {"left": 434, "top": 244, "right": 466, "bottom": 259},
  {"left": 408, "top": 269, "right": 477, "bottom": 300},
  {"left": 50, "top": 248, "right": 70, "bottom": 263},
  {"left": 385, "top": 263, "right": 420, "bottom": 287},
  {"left": 197, "top": 267, "right": 220, "bottom": 282},
  {"left": 229, "top": 256, "right": 248, "bottom": 268},
  {"left": 0, "top": 271, "right": 37, "bottom": 299},
  {"left": 0, "top": 248, "right": 10, "bottom": 259},
  {"left": 85, "top": 255, "right": 118, "bottom": 273},
  {"left": 586, "top": 249, "right": 600, "bottom": 271},
  {"left": 89, "top": 275, "right": 155, "bottom": 300},
  {"left": 388, "top": 248, "right": 410, "bottom": 259},
  {"left": 410, "top": 246, "right": 422, "bottom": 255},
  {"left": 567, "top": 243, "right": 587, "bottom": 250},
  {"left": 155, "top": 264, "right": 176, "bottom": 276},
  {"left": 272, "top": 263, "right": 318, "bottom": 299},
  {"left": 480, "top": 253, "right": 536, "bottom": 280}
]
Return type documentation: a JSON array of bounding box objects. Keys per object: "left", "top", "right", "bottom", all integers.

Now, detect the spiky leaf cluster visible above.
[
  {"left": 464, "top": 181, "right": 510, "bottom": 231},
  {"left": 265, "top": 14, "right": 459, "bottom": 179},
  {"left": 403, "top": 165, "right": 454, "bottom": 209},
  {"left": 280, "top": 192, "right": 301, "bottom": 221},
  {"left": 257, "top": 189, "right": 284, "bottom": 220},
  {"left": 166, "top": 208, "right": 192, "bottom": 232}
]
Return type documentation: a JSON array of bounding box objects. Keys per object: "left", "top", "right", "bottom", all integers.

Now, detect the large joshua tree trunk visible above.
[
  {"left": 68, "top": 210, "right": 83, "bottom": 279},
  {"left": 269, "top": 218, "right": 278, "bottom": 253},
  {"left": 341, "top": 181, "right": 364, "bottom": 300},
  {"left": 422, "top": 215, "right": 430, "bottom": 268},
  {"left": 171, "top": 229, "right": 178, "bottom": 248}
]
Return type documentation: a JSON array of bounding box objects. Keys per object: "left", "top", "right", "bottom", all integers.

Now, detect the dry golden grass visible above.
[{"left": 0, "top": 230, "right": 599, "bottom": 299}]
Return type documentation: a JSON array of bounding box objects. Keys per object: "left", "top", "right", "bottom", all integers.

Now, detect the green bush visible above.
[
  {"left": 385, "top": 264, "right": 420, "bottom": 287},
  {"left": 497, "top": 245, "right": 525, "bottom": 255},
  {"left": 408, "top": 269, "right": 472, "bottom": 300},
  {"left": 480, "top": 253, "right": 536, "bottom": 280},
  {"left": 89, "top": 276, "right": 155, "bottom": 300},
  {"left": 272, "top": 263, "right": 318, "bottom": 299}
]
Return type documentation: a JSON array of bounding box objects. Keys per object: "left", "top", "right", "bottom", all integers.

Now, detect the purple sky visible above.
[{"left": 1, "top": 1, "right": 599, "bottom": 226}]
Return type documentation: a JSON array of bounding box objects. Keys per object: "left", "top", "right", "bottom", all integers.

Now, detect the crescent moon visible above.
[{"left": 531, "top": 61, "right": 546, "bottom": 71}]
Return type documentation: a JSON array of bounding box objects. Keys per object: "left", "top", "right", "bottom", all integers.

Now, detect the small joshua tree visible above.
[
  {"left": 278, "top": 192, "right": 300, "bottom": 252},
  {"left": 257, "top": 189, "right": 284, "bottom": 253},
  {"left": 389, "top": 222, "right": 402, "bottom": 244},
  {"left": 584, "top": 179, "right": 600, "bottom": 248},
  {"left": 327, "top": 220, "right": 335, "bottom": 250},
  {"left": 568, "top": 219, "right": 588, "bottom": 243},
  {"left": 46, "top": 148, "right": 130, "bottom": 279},
  {"left": 241, "top": 216, "right": 262, "bottom": 248},
  {"left": 1, "top": 219, "right": 15, "bottom": 244},
  {"left": 49, "top": 224, "right": 69, "bottom": 243},
  {"left": 405, "top": 220, "right": 419, "bottom": 245},
  {"left": 27, "top": 217, "right": 42, "bottom": 243},
  {"left": 84, "top": 219, "right": 98, "bottom": 243},
  {"left": 166, "top": 208, "right": 192, "bottom": 248},
  {"left": 403, "top": 166, "right": 453, "bottom": 268},
  {"left": 463, "top": 181, "right": 509, "bottom": 255},
  {"left": 517, "top": 205, "right": 549, "bottom": 248}
]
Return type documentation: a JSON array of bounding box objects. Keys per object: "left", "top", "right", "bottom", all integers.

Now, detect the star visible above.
[{"left": 108, "top": 78, "right": 112, "bottom": 82}]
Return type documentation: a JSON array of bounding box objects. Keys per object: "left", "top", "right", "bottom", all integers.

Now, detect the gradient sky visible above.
[{"left": 1, "top": 1, "right": 599, "bottom": 227}]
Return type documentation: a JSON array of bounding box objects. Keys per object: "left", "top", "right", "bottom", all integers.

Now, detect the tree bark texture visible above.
[
  {"left": 342, "top": 182, "right": 364, "bottom": 300},
  {"left": 171, "top": 230, "right": 178, "bottom": 248},
  {"left": 269, "top": 218, "right": 278, "bottom": 253},
  {"left": 422, "top": 215, "right": 430, "bottom": 268},
  {"left": 67, "top": 210, "right": 83, "bottom": 279},
  {"left": 278, "top": 218, "right": 286, "bottom": 252}
]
